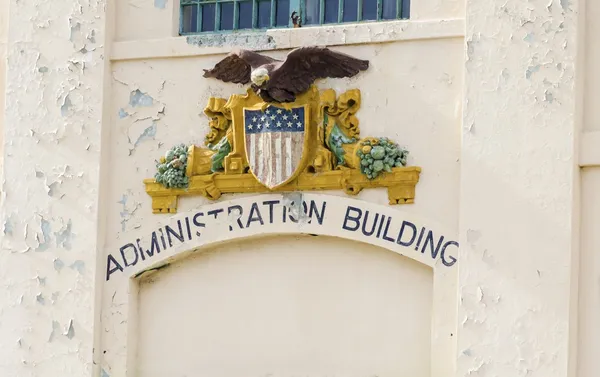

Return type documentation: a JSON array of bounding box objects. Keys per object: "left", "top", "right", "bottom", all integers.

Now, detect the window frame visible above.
[{"left": 179, "top": 0, "right": 410, "bottom": 35}]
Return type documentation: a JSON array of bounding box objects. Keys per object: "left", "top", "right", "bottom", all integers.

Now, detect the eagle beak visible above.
[{"left": 264, "top": 74, "right": 270, "bottom": 82}]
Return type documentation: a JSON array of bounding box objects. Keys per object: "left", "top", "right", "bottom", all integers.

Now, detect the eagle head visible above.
[{"left": 251, "top": 67, "right": 270, "bottom": 86}]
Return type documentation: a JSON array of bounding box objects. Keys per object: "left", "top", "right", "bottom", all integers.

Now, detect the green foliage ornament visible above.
[
  {"left": 356, "top": 137, "right": 408, "bottom": 180},
  {"left": 328, "top": 123, "right": 357, "bottom": 166},
  {"left": 155, "top": 144, "right": 190, "bottom": 189},
  {"left": 210, "top": 136, "right": 231, "bottom": 173}
]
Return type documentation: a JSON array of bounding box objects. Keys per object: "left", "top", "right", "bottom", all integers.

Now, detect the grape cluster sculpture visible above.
[
  {"left": 357, "top": 137, "right": 408, "bottom": 180},
  {"left": 155, "top": 144, "right": 190, "bottom": 189}
]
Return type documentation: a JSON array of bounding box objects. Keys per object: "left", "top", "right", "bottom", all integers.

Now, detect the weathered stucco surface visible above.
[
  {"left": 137, "top": 234, "right": 433, "bottom": 377},
  {"left": 0, "top": 0, "right": 593, "bottom": 374},
  {"left": 459, "top": 0, "right": 581, "bottom": 376},
  {"left": 0, "top": 0, "right": 106, "bottom": 376}
]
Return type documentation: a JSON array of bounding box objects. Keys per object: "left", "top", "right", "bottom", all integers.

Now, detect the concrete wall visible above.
[
  {"left": 0, "top": 0, "right": 106, "bottom": 376},
  {"left": 0, "top": 0, "right": 593, "bottom": 375},
  {"left": 0, "top": 0, "right": 8, "bottom": 163},
  {"left": 459, "top": 0, "right": 582, "bottom": 376},
  {"left": 103, "top": 2, "right": 464, "bottom": 374},
  {"left": 578, "top": 0, "right": 599, "bottom": 376},
  {"left": 137, "top": 235, "right": 433, "bottom": 377}
]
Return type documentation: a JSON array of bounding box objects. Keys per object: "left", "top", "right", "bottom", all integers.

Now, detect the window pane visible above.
[
  {"left": 304, "top": 0, "right": 320, "bottom": 24},
  {"left": 201, "top": 3, "right": 216, "bottom": 31},
  {"left": 324, "top": 0, "right": 338, "bottom": 23},
  {"left": 401, "top": 0, "right": 409, "bottom": 18},
  {"left": 181, "top": 4, "right": 198, "bottom": 33},
  {"left": 258, "top": 0, "right": 271, "bottom": 28},
  {"left": 342, "top": 0, "right": 357, "bottom": 22},
  {"left": 220, "top": 2, "right": 234, "bottom": 30},
  {"left": 361, "top": 0, "right": 377, "bottom": 20},
  {"left": 275, "top": 0, "right": 290, "bottom": 26},
  {"left": 382, "top": 0, "right": 396, "bottom": 19},
  {"left": 238, "top": 1, "right": 253, "bottom": 28}
]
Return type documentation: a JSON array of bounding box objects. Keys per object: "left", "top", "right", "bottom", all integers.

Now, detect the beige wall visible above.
[
  {"left": 103, "top": 5, "right": 464, "bottom": 375},
  {"left": 0, "top": 0, "right": 8, "bottom": 166},
  {"left": 578, "top": 0, "right": 600, "bottom": 375},
  {"left": 578, "top": 168, "right": 600, "bottom": 377},
  {"left": 138, "top": 235, "right": 433, "bottom": 377},
  {"left": 0, "top": 0, "right": 594, "bottom": 375}
]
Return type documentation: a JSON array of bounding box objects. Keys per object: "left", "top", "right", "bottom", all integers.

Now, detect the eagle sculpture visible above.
[{"left": 203, "top": 47, "right": 369, "bottom": 103}]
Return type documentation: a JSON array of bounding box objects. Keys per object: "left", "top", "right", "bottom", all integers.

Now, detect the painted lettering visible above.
[
  {"left": 137, "top": 232, "right": 161, "bottom": 261},
  {"left": 287, "top": 202, "right": 299, "bottom": 223},
  {"left": 376, "top": 214, "right": 386, "bottom": 238},
  {"left": 382, "top": 217, "right": 395, "bottom": 242},
  {"left": 414, "top": 227, "right": 425, "bottom": 251},
  {"left": 184, "top": 217, "right": 192, "bottom": 240},
  {"left": 342, "top": 206, "right": 362, "bottom": 231},
  {"left": 193, "top": 212, "right": 205, "bottom": 237},
  {"left": 106, "top": 254, "right": 123, "bottom": 281},
  {"left": 105, "top": 199, "right": 461, "bottom": 281},
  {"left": 262, "top": 200, "right": 279, "bottom": 224},
  {"left": 307, "top": 200, "right": 327, "bottom": 225},
  {"left": 246, "top": 202, "right": 265, "bottom": 227},
  {"left": 421, "top": 230, "right": 444, "bottom": 260},
  {"left": 158, "top": 228, "right": 167, "bottom": 249},
  {"left": 441, "top": 241, "right": 458, "bottom": 267},
  {"left": 396, "top": 221, "right": 417, "bottom": 246},
  {"left": 120, "top": 243, "right": 139, "bottom": 267},
  {"left": 208, "top": 208, "right": 224, "bottom": 219},
  {"left": 165, "top": 221, "right": 185, "bottom": 247},
  {"left": 228, "top": 205, "right": 244, "bottom": 231},
  {"left": 361, "top": 211, "right": 379, "bottom": 236}
]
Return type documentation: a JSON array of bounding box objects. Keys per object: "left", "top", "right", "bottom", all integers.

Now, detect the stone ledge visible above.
[{"left": 111, "top": 18, "right": 465, "bottom": 61}]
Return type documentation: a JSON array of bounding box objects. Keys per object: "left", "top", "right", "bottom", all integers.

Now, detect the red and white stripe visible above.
[{"left": 245, "top": 131, "right": 304, "bottom": 189}]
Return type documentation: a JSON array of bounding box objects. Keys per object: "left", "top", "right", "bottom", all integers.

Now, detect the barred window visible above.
[{"left": 180, "top": 0, "right": 410, "bottom": 34}]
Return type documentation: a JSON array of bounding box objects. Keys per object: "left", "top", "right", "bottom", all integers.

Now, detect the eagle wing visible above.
[
  {"left": 203, "top": 49, "right": 278, "bottom": 84},
  {"left": 266, "top": 47, "right": 369, "bottom": 96}
]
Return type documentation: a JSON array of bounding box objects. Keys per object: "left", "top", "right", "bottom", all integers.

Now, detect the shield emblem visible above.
[{"left": 243, "top": 104, "right": 307, "bottom": 189}]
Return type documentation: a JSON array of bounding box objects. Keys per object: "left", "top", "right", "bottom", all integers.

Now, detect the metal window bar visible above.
[
  {"left": 300, "top": 0, "right": 407, "bottom": 26},
  {"left": 180, "top": 0, "right": 408, "bottom": 34}
]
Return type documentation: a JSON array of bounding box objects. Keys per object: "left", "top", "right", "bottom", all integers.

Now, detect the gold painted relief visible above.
[{"left": 145, "top": 86, "right": 420, "bottom": 214}]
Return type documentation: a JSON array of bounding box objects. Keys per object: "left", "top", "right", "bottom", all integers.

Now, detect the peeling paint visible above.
[
  {"left": 133, "top": 122, "right": 157, "bottom": 146},
  {"left": 36, "top": 218, "right": 52, "bottom": 251},
  {"left": 48, "top": 321, "right": 61, "bottom": 342},
  {"left": 525, "top": 64, "right": 540, "bottom": 79},
  {"left": 117, "top": 194, "right": 141, "bottom": 231},
  {"left": 69, "top": 20, "right": 81, "bottom": 42},
  {"left": 154, "top": 0, "right": 167, "bottom": 9},
  {"left": 101, "top": 368, "right": 110, "bottom": 377},
  {"left": 467, "top": 229, "right": 481, "bottom": 243},
  {"left": 64, "top": 319, "right": 75, "bottom": 339},
  {"left": 186, "top": 34, "right": 276, "bottom": 49},
  {"left": 129, "top": 89, "right": 154, "bottom": 107},
  {"left": 4, "top": 216, "right": 13, "bottom": 235},
  {"left": 70, "top": 260, "right": 86, "bottom": 274},
  {"left": 60, "top": 94, "right": 73, "bottom": 117},
  {"left": 55, "top": 219, "right": 73, "bottom": 250},
  {"left": 118, "top": 108, "right": 129, "bottom": 118},
  {"left": 36, "top": 293, "right": 45, "bottom": 305},
  {"left": 53, "top": 258, "right": 65, "bottom": 272}
]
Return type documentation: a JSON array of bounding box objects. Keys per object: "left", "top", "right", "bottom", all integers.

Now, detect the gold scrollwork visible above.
[{"left": 144, "top": 86, "right": 421, "bottom": 213}]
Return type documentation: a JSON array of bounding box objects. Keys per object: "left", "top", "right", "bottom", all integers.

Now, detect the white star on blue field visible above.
[{"left": 244, "top": 106, "right": 305, "bottom": 134}]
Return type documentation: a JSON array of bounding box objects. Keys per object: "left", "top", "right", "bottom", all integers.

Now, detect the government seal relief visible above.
[{"left": 144, "top": 46, "right": 421, "bottom": 213}]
